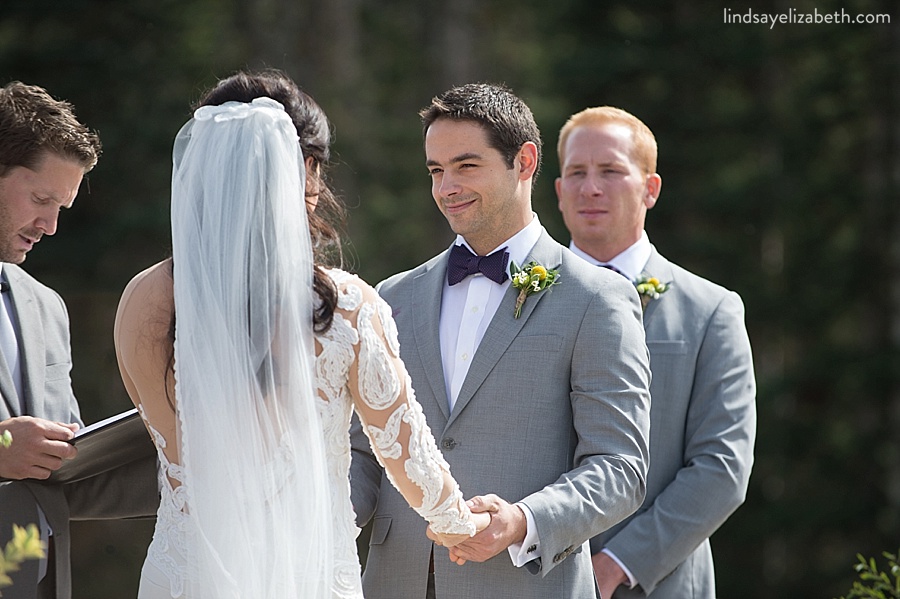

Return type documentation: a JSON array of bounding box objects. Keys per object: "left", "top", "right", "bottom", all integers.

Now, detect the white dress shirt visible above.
[
  {"left": 568, "top": 230, "right": 651, "bottom": 283},
  {"left": 438, "top": 214, "right": 544, "bottom": 567}
]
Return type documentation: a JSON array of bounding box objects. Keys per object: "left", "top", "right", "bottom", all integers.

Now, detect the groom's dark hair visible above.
[{"left": 419, "top": 82, "right": 542, "bottom": 183}]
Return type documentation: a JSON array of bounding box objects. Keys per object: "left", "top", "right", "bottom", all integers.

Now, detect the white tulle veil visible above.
[{"left": 170, "top": 98, "right": 333, "bottom": 598}]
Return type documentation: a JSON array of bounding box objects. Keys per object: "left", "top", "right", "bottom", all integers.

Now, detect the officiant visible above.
[{"left": 0, "top": 81, "right": 158, "bottom": 599}]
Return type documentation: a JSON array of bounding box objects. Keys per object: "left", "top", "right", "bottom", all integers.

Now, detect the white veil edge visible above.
[{"left": 171, "top": 98, "right": 333, "bottom": 598}]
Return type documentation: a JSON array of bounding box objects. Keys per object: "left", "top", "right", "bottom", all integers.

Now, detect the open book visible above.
[{"left": 43, "top": 408, "right": 155, "bottom": 484}]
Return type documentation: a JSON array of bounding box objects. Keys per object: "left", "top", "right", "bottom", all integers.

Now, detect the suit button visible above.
[{"left": 441, "top": 438, "right": 457, "bottom": 450}]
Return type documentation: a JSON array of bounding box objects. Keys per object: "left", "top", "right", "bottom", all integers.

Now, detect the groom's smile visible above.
[{"left": 424, "top": 118, "right": 533, "bottom": 256}]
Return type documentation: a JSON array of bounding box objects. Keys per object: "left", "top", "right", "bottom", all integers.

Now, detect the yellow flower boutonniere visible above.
[
  {"left": 510, "top": 261, "right": 560, "bottom": 318},
  {"left": 635, "top": 274, "right": 671, "bottom": 311}
]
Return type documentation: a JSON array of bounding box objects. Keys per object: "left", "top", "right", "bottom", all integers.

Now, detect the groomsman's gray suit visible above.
[
  {"left": 351, "top": 231, "right": 652, "bottom": 599},
  {"left": 592, "top": 246, "right": 756, "bottom": 598},
  {"left": 0, "top": 264, "right": 157, "bottom": 599}
]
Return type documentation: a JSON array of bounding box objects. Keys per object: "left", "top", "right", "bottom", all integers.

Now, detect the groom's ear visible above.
[{"left": 515, "top": 142, "right": 539, "bottom": 181}]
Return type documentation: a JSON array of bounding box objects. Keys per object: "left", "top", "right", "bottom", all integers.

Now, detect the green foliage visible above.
[
  {"left": 837, "top": 551, "right": 900, "bottom": 599},
  {"left": 0, "top": 524, "right": 46, "bottom": 594}
]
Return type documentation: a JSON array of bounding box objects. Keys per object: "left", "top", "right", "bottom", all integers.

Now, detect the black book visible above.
[{"left": 42, "top": 408, "right": 155, "bottom": 484}]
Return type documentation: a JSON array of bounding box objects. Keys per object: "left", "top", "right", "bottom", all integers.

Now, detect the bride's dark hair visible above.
[{"left": 196, "top": 69, "right": 344, "bottom": 333}]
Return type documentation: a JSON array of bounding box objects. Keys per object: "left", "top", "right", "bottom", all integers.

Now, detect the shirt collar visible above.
[
  {"left": 454, "top": 213, "right": 543, "bottom": 271},
  {"left": 569, "top": 231, "right": 652, "bottom": 282}
]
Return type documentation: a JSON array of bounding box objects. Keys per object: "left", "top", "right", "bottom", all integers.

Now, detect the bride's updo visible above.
[{"left": 196, "top": 69, "right": 344, "bottom": 333}]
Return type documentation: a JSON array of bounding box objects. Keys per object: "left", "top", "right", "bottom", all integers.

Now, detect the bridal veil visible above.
[{"left": 170, "top": 98, "right": 333, "bottom": 597}]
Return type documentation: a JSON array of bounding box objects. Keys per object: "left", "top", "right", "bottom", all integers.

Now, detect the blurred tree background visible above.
[{"left": 1, "top": 0, "right": 897, "bottom": 596}]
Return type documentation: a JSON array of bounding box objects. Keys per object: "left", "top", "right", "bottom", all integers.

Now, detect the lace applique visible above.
[
  {"left": 364, "top": 402, "right": 407, "bottom": 460},
  {"left": 137, "top": 406, "right": 191, "bottom": 598},
  {"left": 140, "top": 268, "right": 473, "bottom": 599},
  {"left": 350, "top": 285, "right": 476, "bottom": 538}
]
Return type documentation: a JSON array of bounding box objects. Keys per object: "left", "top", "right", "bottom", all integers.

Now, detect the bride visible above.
[{"left": 113, "top": 70, "right": 488, "bottom": 598}]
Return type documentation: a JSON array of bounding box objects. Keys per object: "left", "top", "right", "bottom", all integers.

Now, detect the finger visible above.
[
  {"left": 43, "top": 422, "right": 77, "bottom": 442},
  {"left": 43, "top": 439, "right": 77, "bottom": 461},
  {"left": 467, "top": 493, "right": 501, "bottom": 513},
  {"left": 448, "top": 547, "right": 469, "bottom": 565},
  {"left": 425, "top": 527, "right": 439, "bottom": 544}
]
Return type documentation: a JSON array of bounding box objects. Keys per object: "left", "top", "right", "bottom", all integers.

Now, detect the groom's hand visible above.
[{"left": 447, "top": 494, "right": 526, "bottom": 565}]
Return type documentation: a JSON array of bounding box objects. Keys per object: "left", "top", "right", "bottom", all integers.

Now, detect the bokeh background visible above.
[{"left": 2, "top": 0, "right": 898, "bottom": 596}]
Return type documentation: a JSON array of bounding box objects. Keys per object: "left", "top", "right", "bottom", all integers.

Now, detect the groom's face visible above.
[{"left": 425, "top": 118, "right": 530, "bottom": 256}]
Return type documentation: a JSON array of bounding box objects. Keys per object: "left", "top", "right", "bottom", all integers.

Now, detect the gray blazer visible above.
[
  {"left": 351, "top": 231, "right": 652, "bottom": 599},
  {"left": 0, "top": 263, "right": 157, "bottom": 599},
  {"left": 592, "top": 247, "right": 757, "bottom": 598}
]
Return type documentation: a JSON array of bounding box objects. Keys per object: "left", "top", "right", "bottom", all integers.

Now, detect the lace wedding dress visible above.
[
  {"left": 126, "top": 269, "right": 474, "bottom": 599},
  {"left": 115, "top": 99, "right": 474, "bottom": 599}
]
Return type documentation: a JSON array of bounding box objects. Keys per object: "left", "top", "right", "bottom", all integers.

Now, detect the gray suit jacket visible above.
[
  {"left": 0, "top": 263, "right": 158, "bottom": 599},
  {"left": 351, "top": 231, "right": 652, "bottom": 599},
  {"left": 591, "top": 247, "right": 756, "bottom": 598}
]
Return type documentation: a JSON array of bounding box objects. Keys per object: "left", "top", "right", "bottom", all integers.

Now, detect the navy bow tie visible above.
[
  {"left": 600, "top": 263, "right": 628, "bottom": 279},
  {"left": 447, "top": 244, "right": 510, "bottom": 286}
]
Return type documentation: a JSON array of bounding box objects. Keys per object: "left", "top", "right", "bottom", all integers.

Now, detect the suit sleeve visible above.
[
  {"left": 604, "top": 291, "right": 756, "bottom": 594},
  {"left": 521, "top": 274, "right": 652, "bottom": 576}
]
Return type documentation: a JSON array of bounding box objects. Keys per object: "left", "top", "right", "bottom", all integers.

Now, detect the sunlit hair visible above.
[
  {"left": 419, "top": 82, "right": 543, "bottom": 185},
  {"left": 0, "top": 81, "right": 101, "bottom": 177},
  {"left": 557, "top": 106, "right": 658, "bottom": 175},
  {"left": 196, "top": 69, "right": 344, "bottom": 333}
]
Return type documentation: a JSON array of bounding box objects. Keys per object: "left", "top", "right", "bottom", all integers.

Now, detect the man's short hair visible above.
[
  {"left": 0, "top": 81, "right": 101, "bottom": 177},
  {"left": 419, "top": 83, "right": 543, "bottom": 182},
  {"left": 557, "top": 106, "right": 657, "bottom": 175}
]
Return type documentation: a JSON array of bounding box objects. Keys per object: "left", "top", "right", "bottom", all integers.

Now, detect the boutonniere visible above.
[
  {"left": 510, "top": 261, "right": 560, "bottom": 318},
  {"left": 634, "top": 274, "right": 671, "bottom": 311}
]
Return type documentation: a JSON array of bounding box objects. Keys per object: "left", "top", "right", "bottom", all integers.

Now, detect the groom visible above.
[{"left": 350, "top": 83, "right": 651, "bottom": 599}]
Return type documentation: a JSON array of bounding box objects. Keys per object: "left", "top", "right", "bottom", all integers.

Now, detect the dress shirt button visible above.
[
  {"left": 461, "top": 352, "right": 468, "bottom": 361},
  {"left": 441, "top": 438, "right": 457, "bottom": 450},
  {"left": 471, "top": 305, "right": 479, "bottom": 313}
]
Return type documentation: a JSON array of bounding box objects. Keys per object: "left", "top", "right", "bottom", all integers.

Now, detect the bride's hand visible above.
[{"left": 426, "top": 512, "right": 491, "bottom": 548}]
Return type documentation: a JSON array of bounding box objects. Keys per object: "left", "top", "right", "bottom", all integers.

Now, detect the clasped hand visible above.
[
  {"left": 426, "top": 494, "right": 527, "bottom": 566},
  {"left": 0, "top": 416, "right": 79, "bottom": 480}
]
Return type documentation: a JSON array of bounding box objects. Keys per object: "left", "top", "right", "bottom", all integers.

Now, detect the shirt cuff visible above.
[
  {"left": 507, "top": 502, "right": 541, "bottom": 567},
  {"left": 601, "top": 548, "right": 637, "bottom": 588}
]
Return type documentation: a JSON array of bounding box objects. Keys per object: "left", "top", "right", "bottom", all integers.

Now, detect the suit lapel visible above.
[
  {"left": 6, "top": 267, "right": 46, "bottom": 417},
  {"left": 448, "top": 232, "right": 563, "bottom": 426},
  {"left": 411, "top": 251, "right": 451, "bottom": 422},
  {"left": 640, "top": 246, "right": 674, "bottom": 323}
]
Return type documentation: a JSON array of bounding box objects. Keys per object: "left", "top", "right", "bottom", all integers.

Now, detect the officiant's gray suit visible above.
[
  {"left": 351, "top": 231, "right": 652, "bottom": 599},
  {"left": 592, "top": 247, "right": 756, "bottom": 598},
  {"left": 0, "top": 263, "right": 157, "bottom": 599}
]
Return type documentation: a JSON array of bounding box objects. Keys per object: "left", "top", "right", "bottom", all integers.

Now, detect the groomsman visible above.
[
  {"left": 351, "top": 83, "right": 651, "bottom": 599},
  {"left": 555, "top": 106, "right": 756, "bottom": 598},
  {"left": 0, "top": 81, "right": 157, "bottom": 599}
]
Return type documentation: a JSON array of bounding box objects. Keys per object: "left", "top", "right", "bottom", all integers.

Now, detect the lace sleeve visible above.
[{"left": 343, "top": 278, "right": 475, "bottom": 536}]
